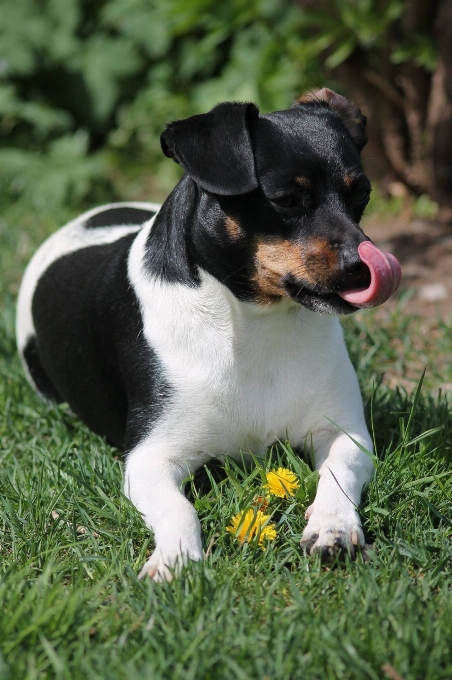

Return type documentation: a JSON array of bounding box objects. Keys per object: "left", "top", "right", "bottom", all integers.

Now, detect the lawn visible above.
[{"left": 1, "top": 200, "right": 451, "bottom": 680}]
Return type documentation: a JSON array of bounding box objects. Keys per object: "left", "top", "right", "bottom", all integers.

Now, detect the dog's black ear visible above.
[
  {"left": 160, "top": 102, "right": 259, "bottom": 195},
  {"left": 294, "top": 88, "right": 367, "bottom": 152}
]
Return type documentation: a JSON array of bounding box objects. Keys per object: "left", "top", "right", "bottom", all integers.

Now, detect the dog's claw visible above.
[
  {"left": 319, "top": 543, "right": 354, "bottom": 562},
  {"left": 300, "top": 532, "right": 318, "bottom": 551}
]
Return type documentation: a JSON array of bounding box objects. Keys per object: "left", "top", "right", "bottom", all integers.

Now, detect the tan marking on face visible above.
[
  {"left": 343, "top": 173, "right": 356, "bottom": 188},
  {"left": 294, "top": 175, "right": 311, "bottom": 188},
  {"left": 253, "top": 237, "right": 339, "bottom": 305},
  {"left": 224, "top": 216, "right": 243, "bottom": 240}
]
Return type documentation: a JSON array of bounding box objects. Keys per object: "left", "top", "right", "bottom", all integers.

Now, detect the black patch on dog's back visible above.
[
  {"left": 31, "top": 233, "right": 172, "bottom": 450},
  {"left": 85, "top": 207, "right": 156, "bottom": 229}
]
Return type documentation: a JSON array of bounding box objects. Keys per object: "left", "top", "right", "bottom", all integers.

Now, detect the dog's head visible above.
[{"left": 161, "top": 89, "right": 400, "bottom": 314}]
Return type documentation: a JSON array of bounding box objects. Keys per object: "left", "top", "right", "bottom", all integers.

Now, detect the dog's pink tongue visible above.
[{"left": 338, "top": 241, "right": 401, "bottom": 308}]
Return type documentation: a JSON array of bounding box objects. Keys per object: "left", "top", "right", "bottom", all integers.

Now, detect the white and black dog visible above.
[{"left": 16, "top": 89, "right": 401, "bottom": 580}]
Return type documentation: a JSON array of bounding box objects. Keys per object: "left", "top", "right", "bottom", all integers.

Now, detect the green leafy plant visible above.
[{"left": 1, "top": 0, "right": 450, "bottom": 211}]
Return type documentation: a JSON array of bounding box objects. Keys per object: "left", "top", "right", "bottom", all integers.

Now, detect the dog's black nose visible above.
[
  {"left": 344, "top": 258, "right": 364, "bottom": 274},
  {"left": 340, "top": 250, "right": 371, "bottom": 289}
]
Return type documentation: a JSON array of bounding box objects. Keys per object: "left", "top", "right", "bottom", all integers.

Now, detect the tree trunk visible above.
[
  {"left": 328, "top": 0, "right": 452, "bottom": 218},
  {"left": 425, "top": 0, "right": 452, "bottom": 220}
]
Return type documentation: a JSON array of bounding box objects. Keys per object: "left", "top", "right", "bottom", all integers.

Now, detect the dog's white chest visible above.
[
  {"left": 216, "top": 309, "right": 339, "bottom": 451},
  {"left": 129, "top": 250, "right": 344, "bottom": 457}
]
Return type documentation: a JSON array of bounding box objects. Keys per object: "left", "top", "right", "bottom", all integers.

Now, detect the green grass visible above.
[{"left": 1, "top": 202, "right": 452, "bottom": 680}]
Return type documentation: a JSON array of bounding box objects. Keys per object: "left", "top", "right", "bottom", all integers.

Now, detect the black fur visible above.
[
  {"left": 23, "top": 337, "right": 63, "bottom": 402},
  {"left": 31, "top": 234, "right": 172, "bottom": 449},
  {"left": 143, "top": 176, "right": 201, "bottom": 286},
  {"left": 85, "top": 207, "right": 156, "bottom": 229},
  {"left": 161, "top": 102, "right": 259, "bottom": 195}
]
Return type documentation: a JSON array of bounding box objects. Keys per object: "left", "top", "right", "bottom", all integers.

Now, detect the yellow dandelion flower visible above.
[
  {"left": 264, "top": 467, "right": 300, "bottom": 498},
  {"left": 226, "top": 508, "right": 277, "bottom": 547},
  {"left": 258, "top": 520, "right": 277, "bottom": 544}
]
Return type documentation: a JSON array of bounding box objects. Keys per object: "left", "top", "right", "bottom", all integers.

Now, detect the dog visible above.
[{"left": 16, "top": 88, "right": 401, "bottom": 581}]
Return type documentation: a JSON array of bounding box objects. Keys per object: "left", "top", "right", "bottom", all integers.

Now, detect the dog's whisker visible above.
[{"left": 221, "top": 266, "right": 247, "bottom": 284}]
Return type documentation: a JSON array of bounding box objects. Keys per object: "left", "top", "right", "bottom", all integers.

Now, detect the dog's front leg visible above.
[
  {"left": 124, "top": 444, "right": 203, "bottom": 581},
  {"left": 300, "top": 428, "right": 374, "bottom": 559}
]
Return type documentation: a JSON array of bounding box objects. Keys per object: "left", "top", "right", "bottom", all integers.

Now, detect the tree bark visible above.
[
  {"left": 332, "top": 54, "right": 396, "bottom": 184},
  {"left": 425, "top": 0, "right": 452, "bottom": 219},
  {"left": 328, "top": 0, "right": 452, "bottom": 215}
]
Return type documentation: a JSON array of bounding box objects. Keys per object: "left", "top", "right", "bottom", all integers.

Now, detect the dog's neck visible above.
[{"left": 143, "top": 175, "right": 257, "bottom": 302}]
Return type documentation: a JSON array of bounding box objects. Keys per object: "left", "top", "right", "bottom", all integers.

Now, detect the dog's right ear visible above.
[
  {"left": 160, "top": 102, "right": 259, "bottom": 196},
  {"left": 294, "top": 88, "right": 367, "bottom": 152}
]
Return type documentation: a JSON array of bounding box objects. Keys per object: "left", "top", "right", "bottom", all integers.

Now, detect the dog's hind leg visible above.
[{"left": 124, "top": 442, "right": 203, "bottom": 581}]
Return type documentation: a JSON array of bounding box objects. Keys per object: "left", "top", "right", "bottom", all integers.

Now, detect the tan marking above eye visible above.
[
  {"left": 343, "top": 173, "right": 357, "bottom": 188},
  {"left": 224, "top": 216, "right": 243, "bottom": 240},
  {"left": 253, "top": 238, "right": 339, "bottom": 305},
  {"left": 294, "top": 175, "right": 311, "bottom": 188}
]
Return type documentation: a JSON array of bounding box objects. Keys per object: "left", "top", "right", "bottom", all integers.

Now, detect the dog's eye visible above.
[
  {"left": 354, "top": 188, "right": 371, "bottom": 203},
  {"left": 272, "top": 196, "right": 296, "bottom": 208}
]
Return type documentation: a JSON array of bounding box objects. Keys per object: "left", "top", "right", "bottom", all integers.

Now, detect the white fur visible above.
[{"left": 125, "top": 219, "right": 374, "bottom": 581}]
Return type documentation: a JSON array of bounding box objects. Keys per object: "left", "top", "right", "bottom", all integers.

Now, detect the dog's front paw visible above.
[
  {"left": 300, "top": 505, "right": 364, "bottom": 560},
  {"left": 138, "top": 546, "right": 203, "bottom": 582}
]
